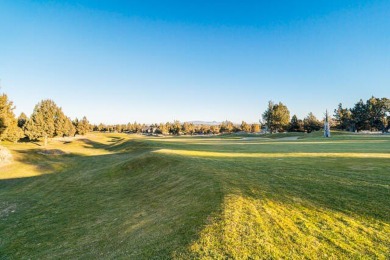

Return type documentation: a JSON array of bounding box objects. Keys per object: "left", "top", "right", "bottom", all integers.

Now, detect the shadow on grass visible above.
[
  {"left": 0, "top": 138, "right": 224, "bottom": 259},
  {"left": 78, "top": 135, "right": 148, "bottom": 152}
]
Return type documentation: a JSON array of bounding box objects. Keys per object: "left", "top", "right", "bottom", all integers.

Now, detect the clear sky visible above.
[{"left": 1, "top": 0, "right": 389, "bottom": 124}]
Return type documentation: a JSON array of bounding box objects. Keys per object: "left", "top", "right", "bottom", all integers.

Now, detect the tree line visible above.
[
  {"left": 261, "top": 101, "right": 330, "bottom": 133},
  {"left": 334, "top": 97, "right": 390, "bottom": 132},
  {"left": 1, "top": 91, "right": 389, "bottom": 145},
  {"left": 0, "top": 95, "right": 90, "bottom": 145},
  {"left": 260, "top": 97, "right": 390, "bottom": 134},
  {"left": 91, "top": 120, "right": 261, "bottom": 136}
]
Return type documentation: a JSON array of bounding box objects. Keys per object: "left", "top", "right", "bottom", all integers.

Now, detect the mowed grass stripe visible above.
[{"left": 155, "top": 148, "right": 390, "bottom": 158}]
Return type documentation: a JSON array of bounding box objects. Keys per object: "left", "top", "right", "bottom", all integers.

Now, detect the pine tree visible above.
[
  {"left": 273, "top": 102, "right": 290, "bottom": 132},
  {"left": 289, "top": 115, "right": 304, "bottom": 132},
  {"left": 351, "top": 99, "right": 370, "bottom": 131},
  {"left": 262, "top": 101, "right": 274, "bottom": 133},
  {"left": 262, "top": 101, "right": 290, "bottom": 133},
  {"left": 17, "top": 112, "right": 28, "bottom": 128},
  {"left": 366, "top": 97, "right": 390, "bottom": 132},
  {"left": 333, "top": 103, "right": 352, "bottom": 131},
  {"left": 73, "top": 116, "right": 90, "bottom": 135},
  {"left": 303, "top": 113, "right": 322, "bottom": 133},
  {"left": 24, "top": 99, "right": 72, "bottom": 146},
  {"left": 0, "top": 94, "right": 24, "bottom": 142},
  {"left": 64, "top": 117, "right": 76, "bottom": 137}
]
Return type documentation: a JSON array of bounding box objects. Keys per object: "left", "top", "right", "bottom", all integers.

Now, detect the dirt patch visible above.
[
  {"left": 0, "top": 146, "right": 13, "bottom": 167},
  {"left": 37, "top": 149, "right": 67, "bottom": 156}
]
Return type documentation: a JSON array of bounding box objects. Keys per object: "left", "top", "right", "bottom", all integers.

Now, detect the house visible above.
[{"left": 141, "top": 126, "right": 157, "bottom": 134}]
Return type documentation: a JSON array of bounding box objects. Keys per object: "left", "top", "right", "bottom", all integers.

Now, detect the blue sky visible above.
[{"left": 1, "top": 0, "right": 389, "bottom": 124}]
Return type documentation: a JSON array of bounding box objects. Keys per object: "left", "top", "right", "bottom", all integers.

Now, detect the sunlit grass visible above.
[
  {"left": 154, "top": 148, "right": 390, "bottom": 159},
  {"left": 186, "top": 194, "right": 390, "bottom": 259},
  {"left": 0, "top": 135, "right": 117, "bottom": 180}
]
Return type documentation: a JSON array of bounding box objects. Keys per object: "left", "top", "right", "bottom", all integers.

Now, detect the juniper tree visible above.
[
  {"left": 182, "top": 122, "right": 195, "bottom": 135},
  {"left": 251, "top": 123, "right": 261, "bottom": 133},
  {"left": 220, "top": 121, "right": 234, "bottom": 133},
  {"left": 240, "top": 121, "right": 251, "bottom": 132},
  {"left": 170, "top": 120, "right": 181, "bottom": 135}
]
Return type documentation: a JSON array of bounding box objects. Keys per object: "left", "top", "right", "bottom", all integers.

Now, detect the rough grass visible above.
[
  {"left": 188, "top": 195, "right": 389, "bottom": 259},
  {"left": 0, "top": 133, "right": 389, "bottom": 259}
]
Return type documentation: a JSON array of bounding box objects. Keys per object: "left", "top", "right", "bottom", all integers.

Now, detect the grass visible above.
[{"left": 0, "top": 133, "right": 389, "bottom": 259}]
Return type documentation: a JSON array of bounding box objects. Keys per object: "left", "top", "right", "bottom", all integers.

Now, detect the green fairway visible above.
[{"left": 1, "top": 133, "right": 389, "bottom": 259}]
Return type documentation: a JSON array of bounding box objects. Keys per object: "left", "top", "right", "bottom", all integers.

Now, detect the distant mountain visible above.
[{"left": 186, "top": 121, "right": 221, "bottom": 126}]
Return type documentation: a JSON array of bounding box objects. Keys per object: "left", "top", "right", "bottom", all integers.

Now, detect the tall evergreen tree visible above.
[
  {"left": 64, "top": 117, "right": 76, "bottom": 136},
  {"left": 366, "top": 97, "right": 390, "bottom": 132},
  {"left": 262, "top": 101, "right": 290, "bottom": 133},
  {"left": 333, "top": 103, "right": 352, "bottom": 131},
  {"left": 73, "top": 116, "right": 90, "bottom": 135},
  {"left": 351, "top": 99, "right": 370, "bottom": 131},
  {"left": 273, "top": 102, "right": 290, "bottom": 132},
  {"left": 0, "top": 94, "right": 24, "bottom": 142},
  {"left": 262, "top": 101, "right": 274, "bottom": 133},
  {"left": 24, "top": 99, "right": 72, "bottom": 146},
  {"left": 387, "top": 115, "right": 390, "bottom": 132}
]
